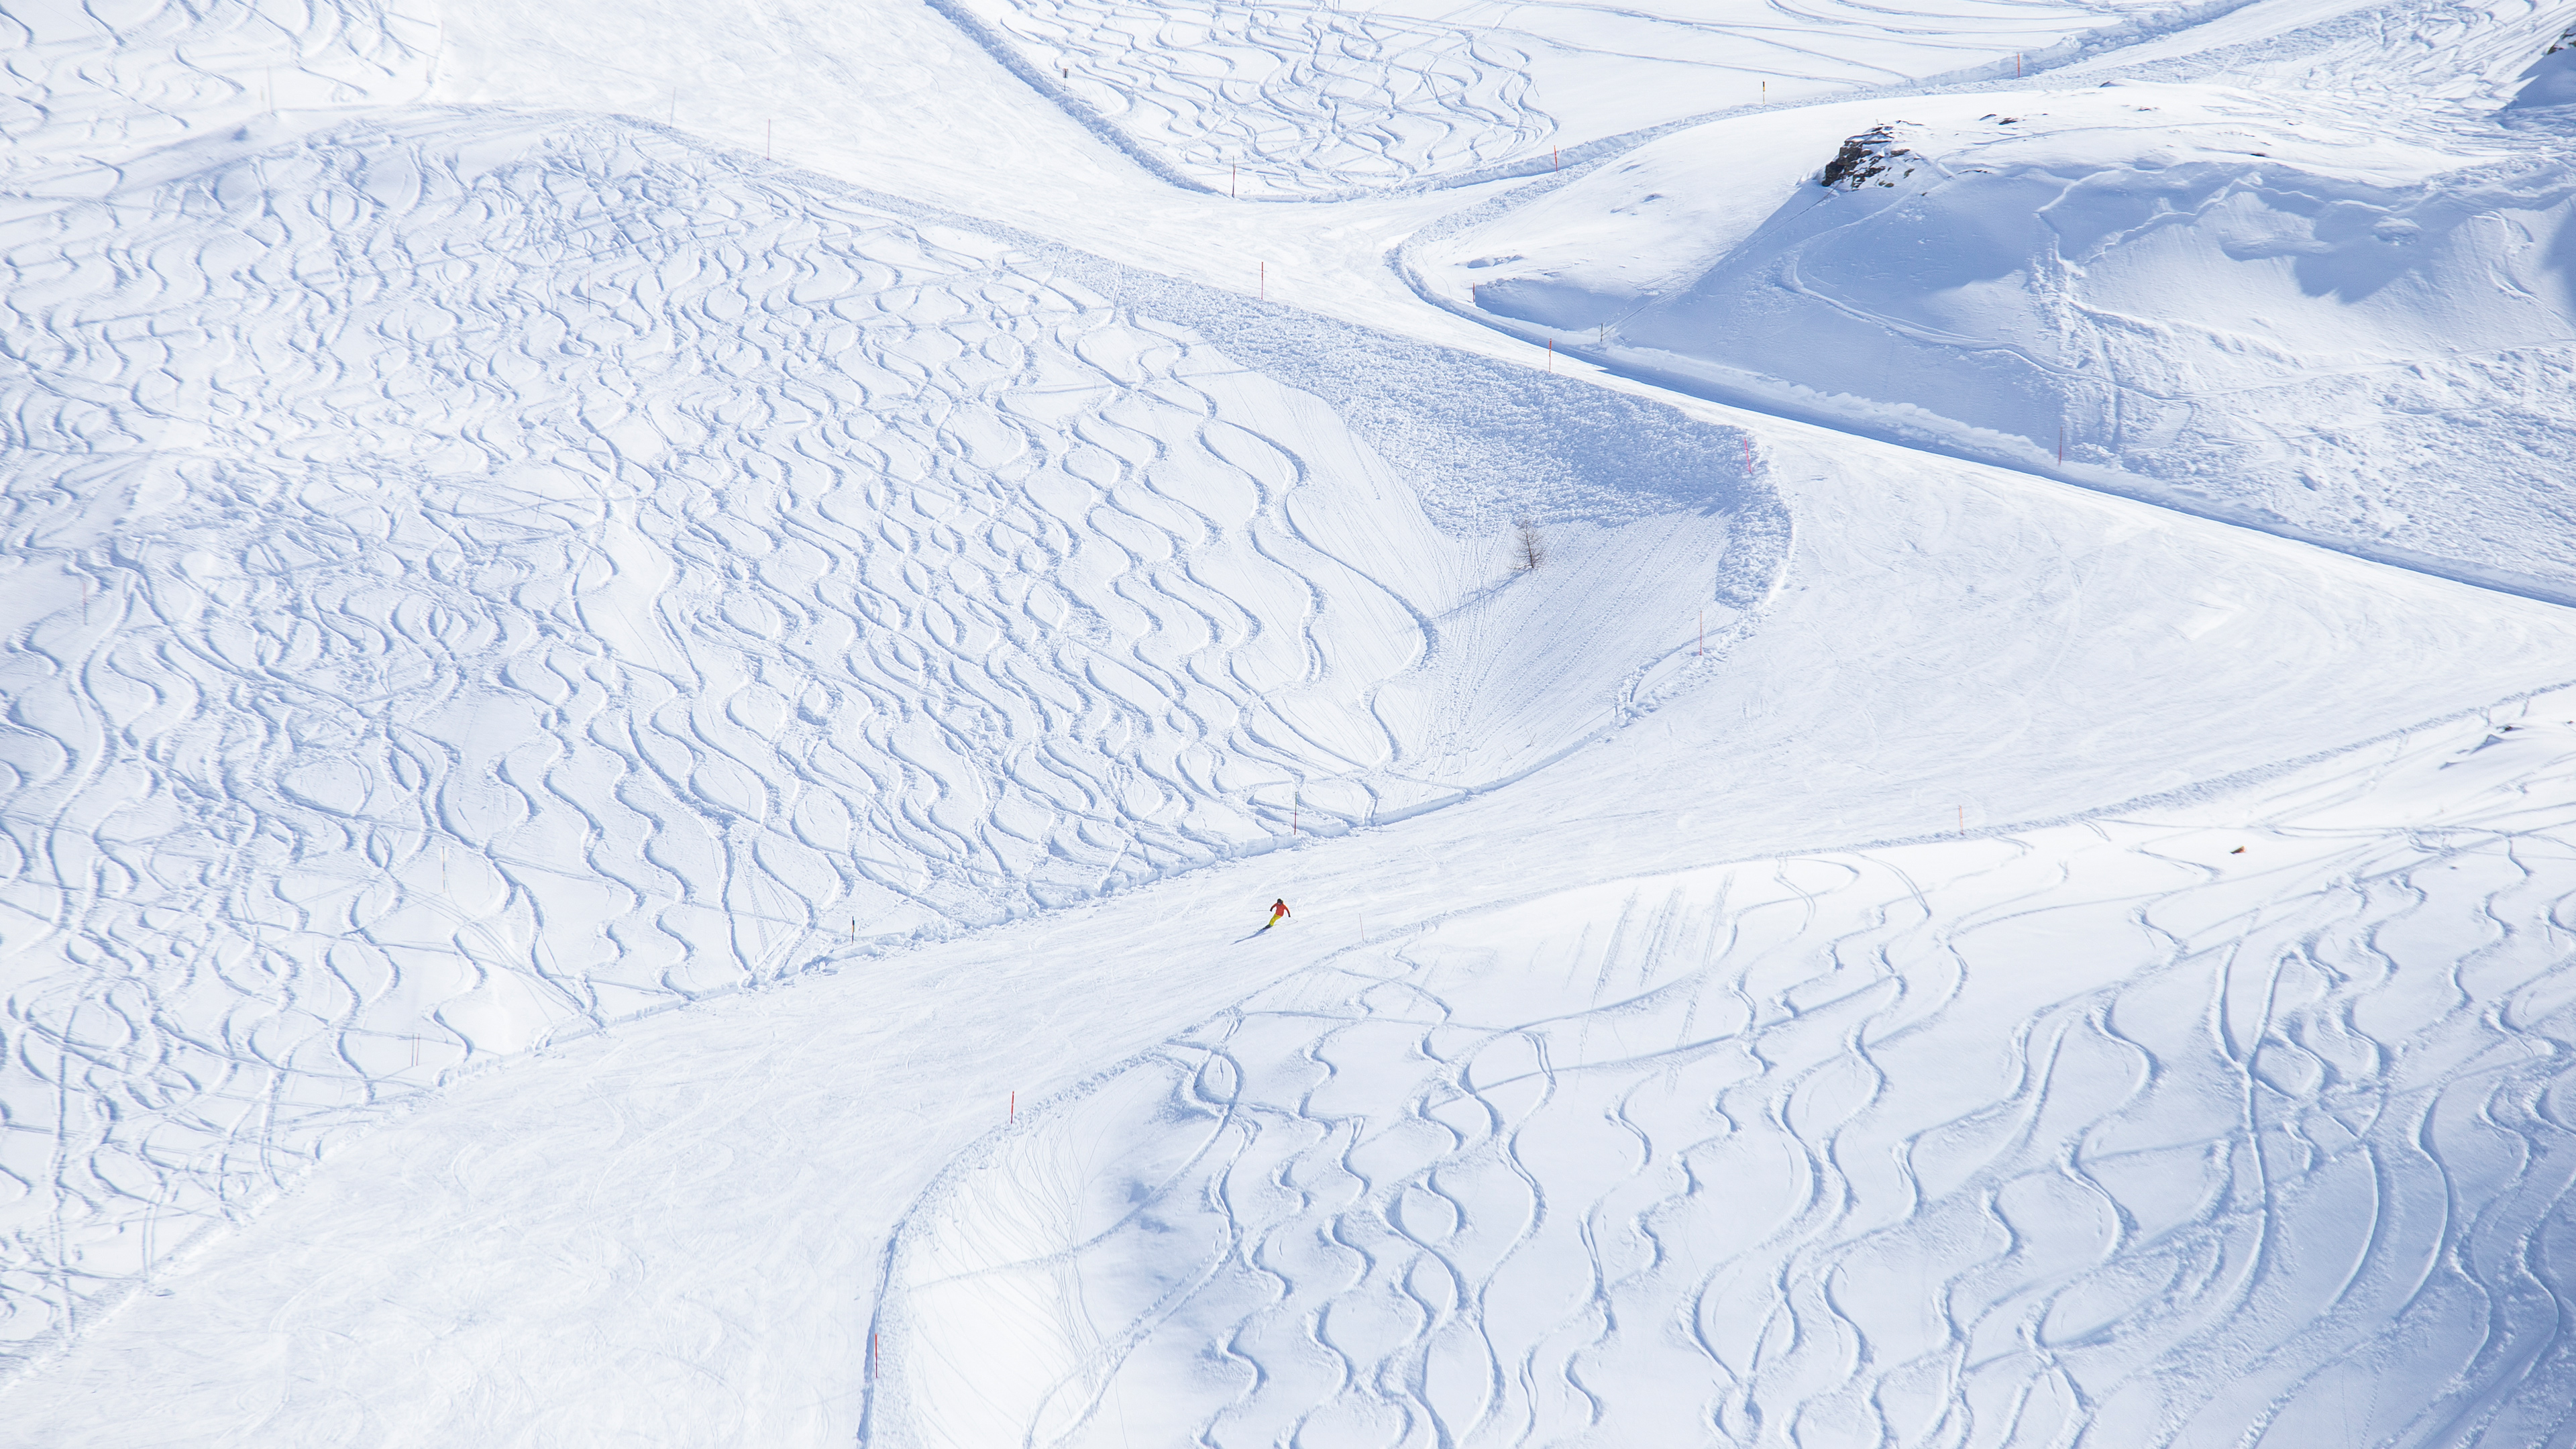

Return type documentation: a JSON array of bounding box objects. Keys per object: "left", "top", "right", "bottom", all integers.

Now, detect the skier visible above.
[{"left": 1260, "top": 898, "right": 1291, "bottom": 932}]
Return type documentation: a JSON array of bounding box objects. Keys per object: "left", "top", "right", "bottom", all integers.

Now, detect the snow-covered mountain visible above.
[
  {"left": 7, "top": 0, "right": 2576, "bottom": 1444},
  {"left": 1424, "top": 4, "right": 2576, "bottom": 601}
]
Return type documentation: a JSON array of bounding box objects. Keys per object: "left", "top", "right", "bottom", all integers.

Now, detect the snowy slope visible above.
[
  {"left": 9, "top": 0, "right": 2576, "bottom": 1441},
  {"left": 0, "top": 101, "right": 1783, "bottom": 1368},
  {"left": 11, "top": 411, "right": 2576, "bottom": 1444},
  {"left": 1421, "top": 5, "right": 2576, "bottom": 600},
  {"left": 1, "top": 0, "right": 436, "bottom": 209},
  {"left": 940, "top": 0, "right": 2246, "bottom": 195},
  {"left": 879, "top": 699, "right": 2576, "bottom": 1449}
]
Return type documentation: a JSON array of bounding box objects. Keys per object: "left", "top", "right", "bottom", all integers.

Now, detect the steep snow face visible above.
[
  {"left": 0, "top": 106, "right": 1772, "bottom": 1364},
  {"left": 1431, "top": 80, "right": 2576, "bottom": 597},
  {"left": 2506, "top": 28, "right": 2576, "bottom": 111},
  {"left": 877, "top": 696, "right": 2576, "bottom": 1449},
  {"left": 936, "top": 0, "right": 2220, "bottom": 195}
]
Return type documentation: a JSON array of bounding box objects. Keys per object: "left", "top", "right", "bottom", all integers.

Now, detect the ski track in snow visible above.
[
  {"left": 11, "top": 0, "right": 2576, "bottom": 1436},
  {"left": 0, "top": 0, "right": 435, "bottom": 206},
  {"left": 945, "top": 0, "right": 2194, "bottom": 196},
  {"left": 0, "top": 109, "right": 1766, "bottom": 1366},
  {"left": 879, "top": 704, "right": 2576, "bottom": 1448},
  {"left": 955, "top": 0, "right": 1549, "bottom": 195}
]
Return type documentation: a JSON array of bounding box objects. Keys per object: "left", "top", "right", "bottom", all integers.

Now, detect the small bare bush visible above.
[{"left": 1515, "top": 517, "right": 1546, "bottom": 570}]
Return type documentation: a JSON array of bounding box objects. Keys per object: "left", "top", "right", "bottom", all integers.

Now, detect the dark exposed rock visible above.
[{"left": 1820, "top": 124, "right": 1911, "bottom": 190}]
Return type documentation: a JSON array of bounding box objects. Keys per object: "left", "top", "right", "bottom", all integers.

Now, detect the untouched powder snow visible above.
[{"left": 10, "top": 0, "right": 2576, "bottom": 1442}]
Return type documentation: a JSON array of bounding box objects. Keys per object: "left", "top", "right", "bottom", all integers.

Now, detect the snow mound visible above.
[
  {"left": 1428, "top": 83, "right": 2576, "bottom": 600},
  {"left": 877, "top": 695, "right": 2576, "bottom": 1447}
]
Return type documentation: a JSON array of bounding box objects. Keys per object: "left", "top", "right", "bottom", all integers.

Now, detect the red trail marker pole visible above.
[{"left": 1009, "top": 1090, "right": 1016, "bottom": 1121}]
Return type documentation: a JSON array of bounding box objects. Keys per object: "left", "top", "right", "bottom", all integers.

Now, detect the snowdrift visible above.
[{"left": 1428, "top": 81, "right": 2576, "bottom": 599}]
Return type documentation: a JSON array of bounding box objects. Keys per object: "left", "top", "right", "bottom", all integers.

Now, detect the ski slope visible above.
[
  {"left": 7, "top": 0, "right": 2576, "bottom": 1443},
  {"left": 0, "top": 103, "right": 1772, "bottom": 1368},
  {"left": 881, "top": 702, "right": 2576, "bottom": 1449}
]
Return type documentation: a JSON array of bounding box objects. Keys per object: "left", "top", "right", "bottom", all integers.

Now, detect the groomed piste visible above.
[{"left": 6, "top": 0, "right": 2576, "bottom": 1444}]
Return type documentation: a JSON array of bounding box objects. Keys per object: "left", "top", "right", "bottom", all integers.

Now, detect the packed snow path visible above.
[{"left": 881, "top": 702, "right": 2576, "bottom": 1448}]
